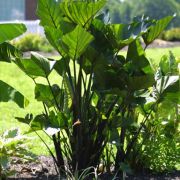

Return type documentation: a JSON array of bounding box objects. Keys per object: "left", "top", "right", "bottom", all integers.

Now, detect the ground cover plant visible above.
[{"left": 0, "top": 0, "right": 179, "bottom": 179}]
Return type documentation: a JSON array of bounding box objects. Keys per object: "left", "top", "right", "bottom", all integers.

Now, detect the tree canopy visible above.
[{"left": 106, "top": 0, "right": 180, "bottom": 28}]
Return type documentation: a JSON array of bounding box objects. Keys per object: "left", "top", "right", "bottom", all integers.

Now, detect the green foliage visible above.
[
  {"left": 3, "top": 0, "right": 178, "bottom": 178},
  {"left": 0, "top": 80, "right": 29, "bottom": 108},
  {"left": 0, "top": 23, "right": 26, "bottom": 44},
  {"left": 143, "top": 16, "right": 174, "bottom": 46},
  {"left": 160, "top": 28, "right": 180, "bottom": 41},
  {"left": 129, "top": 52, "right": 179, "bottom": 172},
  {"left": 13, "top": 33, "right": 54, "bottom": 52},
  {"left": 106, "top": 0, "right": 180, "bottom": 28},
  {"left": 0, "top": 23, "right": 28, "bottom": 108},
  {"left": 0, "top": 128, "right": 33, "bottom": 179}
]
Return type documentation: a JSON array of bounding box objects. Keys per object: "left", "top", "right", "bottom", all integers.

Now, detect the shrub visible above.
[
  {"left": 13, "top": 33, "right": 54, "bottom": 52},
  {"left": 0, "top": 128, "right": 33, "bottom": 179},
  {"left": 160, "top": 28, "right": 180, "bottom": 41}
]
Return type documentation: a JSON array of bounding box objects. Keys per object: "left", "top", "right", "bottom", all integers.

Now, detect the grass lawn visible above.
[{"left": 0, "top": 46, "right": 180, "bottom": 155}]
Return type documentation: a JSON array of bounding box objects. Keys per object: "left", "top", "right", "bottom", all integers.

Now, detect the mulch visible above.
[{"left": 6, "top": 156, "right": 180, "bottom": 180}]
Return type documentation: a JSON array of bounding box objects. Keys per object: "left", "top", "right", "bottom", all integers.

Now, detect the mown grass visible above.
[{"left": 0, "top": 47, "right": 180, "bottom": 155}]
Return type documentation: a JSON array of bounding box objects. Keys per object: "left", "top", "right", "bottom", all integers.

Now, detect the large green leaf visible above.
[
  {"left": 35, "top": 84, "right": 53, "bottom": 102},
  {"left": 44, "top": 26, "right": 68, "bottom": 57},
  {"left": 159, "top": 52, "right": 178, "bottom": 75},
  {"left": 126, "top": 39, "right": 150, "bottom": 72},
  {"left": 0, "top": 42, "right": 22, "bottom": 63},
  {"left": 49, "top": 111, "right": 68, "bottom": 129},
  {"left": 37, "top": 0, "right": 62, "bottom": 28},
  {"left": 143, "top": 16, "right": 174, "bottom": 46},
  {"left": 62, "top": 25, "right": 94, "bottom": 59},
  {"left": 14, "top": 52, "right": 56, "bottom": 78},
  {"left": 156, "top": 75, "right": 179, "bottom": 95},
  {"left": 60, "top": 0, "right": 106, "bottom": 28},
  {"left": 0, "top": 23, "right": 26, "bottom": 44},
  {"left": 0, "top": 80, "right": 29, "bottom": 108},
  {"left": 106, "top": 24, "right": 135, "bottom": 50},
  {"left": 128, "top": 75, "right": 155, "bottom": 91},
  {"left": 30, "top": 114, "right": 48, "bottom": 131},
  {"left": 106, "top": 18, "right": 151, "bottom": 50}
]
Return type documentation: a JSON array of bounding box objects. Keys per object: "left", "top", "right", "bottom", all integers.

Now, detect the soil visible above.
[
  {"left": 146, "top": 39, "right": 180, "bottom": 49},
  {"left": 6, "top": 156, "right": 180, "bottom": 180}
]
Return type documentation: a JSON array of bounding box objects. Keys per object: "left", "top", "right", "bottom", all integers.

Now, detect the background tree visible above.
[{"left": 106, "top": 0, "right": 180, "bottom": 28}]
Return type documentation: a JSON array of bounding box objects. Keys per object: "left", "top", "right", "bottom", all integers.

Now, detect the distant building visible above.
[{"left": 0, "top": 0, "right": 38, "bottom": 21}]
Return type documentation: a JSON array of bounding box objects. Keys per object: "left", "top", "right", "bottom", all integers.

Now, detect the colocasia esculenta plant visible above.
[{"left": 9, "top": 0, "right": 178, "bottom": 177}]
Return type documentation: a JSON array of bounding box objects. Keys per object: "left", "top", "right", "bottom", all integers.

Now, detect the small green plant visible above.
[
  {"left": 12, "top": 33, "right": 54, "bottom": 52},
  {"left": 0, "top": 128, "right": 32, "bottom": 179},
  {"left": 64, "top": 166, "right": 98, "bottom": 180},
  {"left": 127, "top": 52, "right": 180, "bottom": 173}
]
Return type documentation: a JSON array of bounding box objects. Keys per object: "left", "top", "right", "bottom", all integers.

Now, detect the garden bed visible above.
[{"left": 7, "top": 156, "right": 180, "bottom": 180}]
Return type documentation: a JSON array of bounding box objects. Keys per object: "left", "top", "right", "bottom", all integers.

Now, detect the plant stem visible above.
[{"left": 46, "top": 76, "right": 60, "bottom": 111}]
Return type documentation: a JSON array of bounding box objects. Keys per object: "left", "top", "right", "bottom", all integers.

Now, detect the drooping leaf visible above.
[
  {"left": 14, "top": 52, "right": 56, "bottom": 78},
  {"left": 60, "top": 0, "right": 106, "bottom": 28},
  {"left": 0, "top": 42, "right": 22, "bottom": 63},
  {"left": 15, "top": 58, "right": 47, "bottom": 78},
  {"left": 31, "top": 52, "right": 56, "bottom": 76},
  {"left": 0, "top": 80, "right": 29, "bottom": 108},
  {"left": 0, "top": 23, "right": 26, "bottom": 44},
  {"left": 62, "top": 25, "right": 94, "bottom": 59},
  {"left": 143, "top": 16, "right": 174, "bottom": 46},
  {"left": 37, "top": 0, "right": 62, "bottom": 28}
]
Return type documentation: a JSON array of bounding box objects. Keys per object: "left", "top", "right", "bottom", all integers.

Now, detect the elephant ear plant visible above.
[{"left": 12, "top": 0, "right": 178, "bottom": 177}]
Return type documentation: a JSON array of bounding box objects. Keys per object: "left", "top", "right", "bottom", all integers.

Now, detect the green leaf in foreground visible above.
[
  {"left": 0, "top": 23, "right": 26, "bottom": 44},
  {"left": 15, "top": 52, "right": 56, "bottom": 78},
  {"left": 62, "top": 25, "right": 94, "bottom": 59},
  {"left": 60, "top": 0, "right": 106, "bottom": 28},
  {"left": 0, "top": 42, "right": 22, "bottom": 63},
  {"left": 0, "top": 80, "right": 29, "bottom": 108},
  {"left": 143, "top": 15, "right": 174, "bottom": 46}
]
